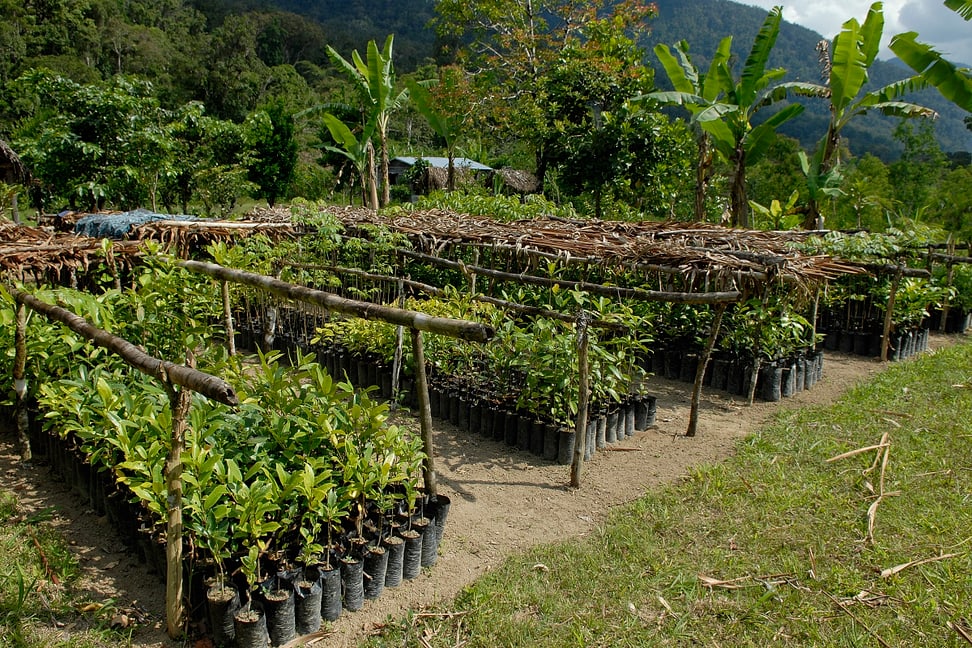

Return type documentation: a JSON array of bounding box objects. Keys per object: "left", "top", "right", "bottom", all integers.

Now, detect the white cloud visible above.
[{"left": 743, "top": 0, "right": 972, "bottom": 64}]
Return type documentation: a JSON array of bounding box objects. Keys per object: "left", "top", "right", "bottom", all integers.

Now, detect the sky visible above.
[{"left": 742, "top": 0, "right": 972, "bottom": 65}]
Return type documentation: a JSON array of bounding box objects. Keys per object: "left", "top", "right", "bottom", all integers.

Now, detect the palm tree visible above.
[
  {"left": 327, "top": 35, "right": 408, "bottom": 207},
  {"left": 781, "top": 2, "right": 936, "bottom": 228},
  {"left": 647, "top": 7, "right": 803, "bottom": 228},
  {"left": 889, "top": 0, "right": 972, "bottom": 113}
]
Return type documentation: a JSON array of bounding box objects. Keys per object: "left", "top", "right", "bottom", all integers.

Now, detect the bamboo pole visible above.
[
  {"left": 174, "top": 259, "right": 493, "bottom": 342},
  {"left": 570, "top": 313, "right": 591, "bottom": 488},
  {"left": 398, "top": 249, "right": 742, "bottom": 304},
  {"left": 880, "top": 268, "right": 904, "bottom": 362},
  {"left": 687, "top": 303, "right": 727, "bottom": 437},
  {"left": 410, "top": 329, "right": 437, "bottom": 496},
  {"left": 221, "top": 280, "right": 236, "bottom": 356},
  {"left": 8, "top": 287, "right": 238, "bottom": 405},
  {"left": 14, "top": 302, "right": 30, "bottom": 461}
]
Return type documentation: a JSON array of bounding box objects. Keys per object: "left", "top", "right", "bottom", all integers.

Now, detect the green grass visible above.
[
  {"left": 364, "top": 341, "right": 972, "bottom": 647},
  {"left": 0, "top": 491, "right": 126, "bottom": 647}
]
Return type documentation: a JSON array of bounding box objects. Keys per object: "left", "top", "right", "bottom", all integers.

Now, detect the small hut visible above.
[
  {"left": 0, "top": 140, "right": 29, "bottom": 186},
  {"left": 388, "top": 156, "right": 493, "bottom": 195},
  {"left": 0, "top": 140, "right": 30, "bottom": 224},
  {"left": 491, "top": 168, "right": 539, "bottom": 197}
]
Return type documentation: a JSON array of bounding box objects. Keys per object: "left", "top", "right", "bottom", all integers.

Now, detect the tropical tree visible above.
[
  {"left": 432, "top": 0, "right": 655, "bottom": 189},
  {"left": 780, "top": 2, "right": 936, "bottom": 228},
  {"left": 646, "top": 7, "right": 803, "bottom": 228},
  {"left": 326, "top": 35, "right": 407, "bottom": 207},
  {"left": 889, "top": 0, "right": 972, "bottom": 113},
  {"left": 246, "top": 99, "right": 298, "bottom": 208},
  {"left": 406, "top": 66, "right": 471, "bottom": 191}
]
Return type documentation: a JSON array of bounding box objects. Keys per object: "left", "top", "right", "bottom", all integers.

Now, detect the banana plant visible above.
[
  {"left": 778, "top": 2, "right": 937, "bottom": 228},
  {"left": 646, "top": 40, "right": 725, "bottom": 221},
  {"left": 644, "top": 7, "right": 803, "bottom": 228},
  {"left": 326, "top": 35, "right": 409, "bottom": 207},
  {"left": 321, "top": 112, "right": 378, "bottom": 209},
  {"left": 889, "top": 0, "right": 972, "bottom": 112}
]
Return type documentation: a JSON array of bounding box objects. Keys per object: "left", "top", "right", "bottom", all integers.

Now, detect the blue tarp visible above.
[{"left": 74, "top": 209, "right": 198, "bottom": 238}]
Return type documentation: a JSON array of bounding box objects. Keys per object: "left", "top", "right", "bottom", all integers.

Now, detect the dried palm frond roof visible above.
[
  {"left": 0, "top": 222, "right": 142, "bottom": 278},
  {"left": 326, "top": 206, "right": 860, "bottom": 292}
]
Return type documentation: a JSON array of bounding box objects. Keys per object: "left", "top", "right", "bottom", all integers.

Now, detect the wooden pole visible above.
[
  {"left": 880, "top": 268, "right": 904, "bottom": 362},
  {"left": 280, "top": 261, "right": 624, "bottom": 329},
  {"left": 164, "top": 374, "right": 193, "bottom": 639},
  {"left": 221, "top": 280, "right": 236, "bottom": 356},
  {"left": 8, "top": 288, "right": 238, "bottom": 406},
  {"left": 14, "top": 302, "right": 30, "bottom": 461},
  {"left": 687, "top": 303, "right": 727, "bottom": 437},
  {"left": 175, "top": 259, "right": 493, "bottom": 343},
  {"left": 391, "top": 280, "right": 405, "bottom": 409},
  {"left": 570, "top": 313, "right": 591, "bottom": 488},
  {"left": 940, "top": 262, "right": 954, "bottom": 333},
  {"left": 410, "top": 329, "right": 437, "bottom": 496}
]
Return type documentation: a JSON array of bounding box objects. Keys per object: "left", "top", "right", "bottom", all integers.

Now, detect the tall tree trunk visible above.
[
  {"left": 380, "top": 129, "right": 391, "bottom": 207},
  {"left": 694, "top": 132, "right": 712, "bottom": 221},
  {"left": 730, "top": 147, "right": 750, "bottom": 228},
  {"left": 368, "top": 143, "right": 380, "bottom": 211}
]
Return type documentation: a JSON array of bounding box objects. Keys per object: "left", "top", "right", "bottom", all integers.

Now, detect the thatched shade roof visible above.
[
  {"left": 0, "top": 140, "right": 29, "bottom": 185},
  {"left": 327, "top": 207, "right": 860, "bottom": 294},
  {"left": 0, "top": 222, "right": 142, "bottom": 278}
]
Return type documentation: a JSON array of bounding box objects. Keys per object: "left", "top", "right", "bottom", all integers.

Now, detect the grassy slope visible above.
[{"left": 366, "top": 340, "right": 972, "bottom": 647}]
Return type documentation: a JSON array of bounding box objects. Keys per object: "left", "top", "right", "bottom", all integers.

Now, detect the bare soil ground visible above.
[{"left": 2, "top": 340, "right": 952, "bottom": 647}]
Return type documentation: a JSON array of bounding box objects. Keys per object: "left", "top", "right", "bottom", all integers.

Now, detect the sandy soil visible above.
[{"left": 1, "top": 340, "right": 952, "bottom": 647}]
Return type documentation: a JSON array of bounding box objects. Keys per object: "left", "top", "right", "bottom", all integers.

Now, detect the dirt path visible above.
[{"left": 1, "top": 341, "right": 947, "bottom": 647}]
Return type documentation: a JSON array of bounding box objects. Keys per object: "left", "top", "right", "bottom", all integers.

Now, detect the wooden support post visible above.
[
  {"left": 410, "top": 329, "right": 437, "bottom": 497},
  {"left": 221, "top": 280, "right": 236, "bottom": 356},
  {"left": 14, "top": 302, "right": 30, "bottom": 461},
  {"left": 570, "top": 313, "right": 591, "bottom": 488},
  {"left": 687, "top": 303, "right": 727, "bottom": 437},
  {"left": 940, "top": 258, "right": 955, "bottom": 333},
  {"left": 880, "top": 268, "right": 904, "bottom": 362},
  {"left": 391, "top": 280, "right": 405, "bottom": 410},
  {"left": 164, "top": 378, "right": 193, "bottom": 639}
]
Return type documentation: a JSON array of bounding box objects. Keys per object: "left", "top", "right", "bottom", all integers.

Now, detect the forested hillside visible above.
[
  {"left": 645, "top": 0, "right": 972, "bottom": 158},
  {"left": 1, "top": 0, "right": 967, "bottom": 157}
]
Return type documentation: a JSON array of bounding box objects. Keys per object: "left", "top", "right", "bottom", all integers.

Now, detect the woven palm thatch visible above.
[{"left": 0, "top": 140, "right": 29, "bottom": 185}]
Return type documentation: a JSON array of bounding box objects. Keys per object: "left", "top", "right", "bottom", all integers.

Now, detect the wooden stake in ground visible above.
[
  {"left": 221, "top": 280, "right": 236, "bottom": 356},
  {"left": 164, "top": 368, "right": 194, "bottom": 638},
  {"left": 687, "top": 303, "right": 727, "bottom": 437},
  {"left": 570, "top": 312, "right": 591, "bottom": 488},
  {"left": 14, "top": 302, "right": 30, "bottom": 461},
  {"left": 880, "top": 267, "right": 903, "bottom": 362},
  {"left": 410, "top": 329, "right": 437, "bottom": 497}
]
